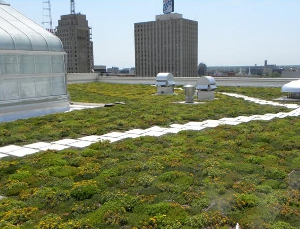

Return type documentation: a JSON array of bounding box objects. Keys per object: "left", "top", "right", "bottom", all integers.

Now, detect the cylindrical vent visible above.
[{"left": 184, "top": 85, "right": 195, "bottom": 103}]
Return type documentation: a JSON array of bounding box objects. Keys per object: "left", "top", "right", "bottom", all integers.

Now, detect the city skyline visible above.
[{"left": 7, "top": 0, "right": 300, "bottom": 68}]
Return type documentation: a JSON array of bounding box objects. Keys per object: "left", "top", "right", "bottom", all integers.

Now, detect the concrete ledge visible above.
[
  {"left": 0, "top": 95, "right": 70, "bottom": 122},
  {"left": 67, "top": 73, "right": 99, "bottom": 84}
]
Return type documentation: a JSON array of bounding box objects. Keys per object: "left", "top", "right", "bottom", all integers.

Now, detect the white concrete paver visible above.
[
  {"left": 121, "top": 133, "right": 142, "bottom": 139},
  {"left": 201, "top": 120, "right": 223, "bottom": 128},
  {"left": 66, "top": 140, "right": 94, "bottom": 148},
  {"left": 140, "top": 131, "right": 166, "bottom": 137},
  {"left": 277, "top": 114, "right": 290, "bottom": 118},
  {"left": 40, "top": 144, "right": 70, "bottom": 151},
  {"left": 100, "top": 132, "right": 131, "bottom": 142},
  {"left": 99, "top": 136, "right": 121, "bottom": 143},
  {"left": 53, "top": 139, "right": 79, "bottom": 145},
  {"left": 145, "top": 126, "right": 170, "bottom": 132},
  {"left": 0, "top": 153, "right": 8, "bottom": 158},
  {"left": 185, "top": 121, "right": 205, "bottom": 126},
  {"left": 252, "top": 115, "right": 275, "bottom": 121},
  {"left": 221, "top": 119, "right": 246, "bottom": 125},
  {"left": 67, "top": 104, "right": 103, "bottom": 112},
  {"left": 219, "top": 117, "right": 239, "bottom": 122},
  {"left": 182, "top": 124, "right": 207, "bottom": 131},
  {"left": 77, "top": 135, "right": 103, "bottom": 142},
  {"left": 0, "top": 93, "right": 299, "bottom": 159},
  {"left": 125, "top": 129, "right": 148, "bottom": 135},
  {"left": 6, "top": 148, "right": 39, "bottom": 157},
  {"left": 162, "top": 128, "right": 184, "bottom": 134},
  {"left": 0, "top": 145, "right": 24, "bottom": 154},
  {"left": 236, "top": 116, "right": 254, "bottom": 122},
  {"left": 169, "top": 124, "right": 186, "bottom": 129},
  {"left": 220, "top": 120, "right": 242, "bottom": 125},
  {"left": 221, "top": 92, "right": 299, "bottom": 109},
  {"left": 272, "top": 112, "right": 289, "bottom": 118},
  {"left": 288, "top": 108, "right": 300, "bottom": 116},
  {"left": 101, "top": 132, "right": 127, "bottom": 138},
  {"left": 286, "top": 104, "right": 299, "bottom": 109},
  {"left": 24, "top": 142, "right": 53, "bottom": 149}
]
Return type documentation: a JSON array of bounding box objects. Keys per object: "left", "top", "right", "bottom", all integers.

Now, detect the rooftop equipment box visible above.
[
  {"left": 196, "top": 76, "right": 217, "bottom": 100},
  {"left": 156, "top": 73, "right": 175, "bottom": 95}
]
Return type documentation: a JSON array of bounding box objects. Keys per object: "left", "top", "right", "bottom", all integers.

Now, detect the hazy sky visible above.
[{"left": 6, "top": 0, "right": 300, "bottom": 68}]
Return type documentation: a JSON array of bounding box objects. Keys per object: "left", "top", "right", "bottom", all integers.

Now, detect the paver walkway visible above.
[{"left": 0, "top": 93, "right": 299, "bottom": 159}]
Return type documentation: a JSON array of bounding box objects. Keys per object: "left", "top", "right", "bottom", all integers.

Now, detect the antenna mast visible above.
[
  {"left": 71, "top": 0, "right": 75, "bottom": 14},
  {"left": 42, "top": 0, "right": 53, "bottom": 33}
]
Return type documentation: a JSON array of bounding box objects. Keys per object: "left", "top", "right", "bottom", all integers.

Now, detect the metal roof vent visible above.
[
  {"left": 156, "top": 73, "right": 175, "bottom": 95},
  {"left": 196, "top": 76, "right": 217, "bottom": 100},
  {"left": 282, "top": 79, "right": 300, "bottom": 99},
  {"left": 183, "top": 85, "right": 195, "bottom": 103}
]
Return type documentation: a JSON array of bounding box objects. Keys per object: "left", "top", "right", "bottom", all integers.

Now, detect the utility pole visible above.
[
  {"left": 42, "top": 0, "right": 53, "bottom": 33},
  {"left": 70, "top": 0, "right": 75, "bottom": 14}
]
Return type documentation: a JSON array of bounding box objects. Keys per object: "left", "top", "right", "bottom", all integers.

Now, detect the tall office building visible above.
[
  {"left": 56, "top": 14, "right": 93, "bottom": 73},
  {"left": 134, "top": 13, "right": 198, "bottom": 77}
]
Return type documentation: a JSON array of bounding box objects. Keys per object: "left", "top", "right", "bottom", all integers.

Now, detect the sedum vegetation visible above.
[{"left": 0, "top": 83, "right": 299, "bottom": 228}]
